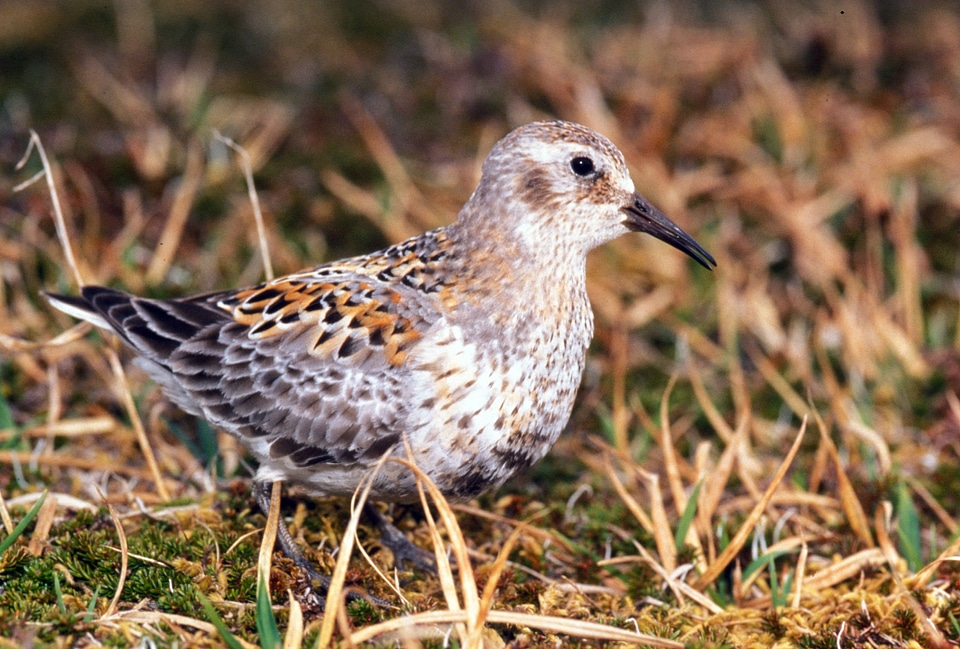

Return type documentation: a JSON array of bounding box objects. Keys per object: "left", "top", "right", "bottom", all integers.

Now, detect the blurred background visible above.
[{"left": 2, "top": 0, "right": 960, "bottom": 644}]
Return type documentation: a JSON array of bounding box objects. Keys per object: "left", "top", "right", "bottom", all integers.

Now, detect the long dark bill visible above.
[{"left": 622, "top": 194, "right": 716, "bottom": 270}]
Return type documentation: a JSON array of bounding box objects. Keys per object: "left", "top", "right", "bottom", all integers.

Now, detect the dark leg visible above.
[
  {"left": 362, "top": 503, "right": 442, "bottom": 573},
  {"left": 254, "top": 482, "right": 425, "bottom": 606},
  {"left": 253, "top": 481, "right": 332, "bottom": 598},
  {"left": 254, "top": 482, "right": 393, "bottom": 608}
]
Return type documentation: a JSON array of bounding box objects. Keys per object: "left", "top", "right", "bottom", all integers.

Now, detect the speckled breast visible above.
[{"left": 375, "top": 300, "right": 593, "bottom": 502}]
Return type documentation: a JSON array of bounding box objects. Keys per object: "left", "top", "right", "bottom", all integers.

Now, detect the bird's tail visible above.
[{"left": 43, "top": 290, "right": 111, "bottom": 330}]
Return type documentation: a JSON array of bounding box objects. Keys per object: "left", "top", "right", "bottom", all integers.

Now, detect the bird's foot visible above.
[{"left": 362, "top": 503, "right": 450, "bottom": 574}]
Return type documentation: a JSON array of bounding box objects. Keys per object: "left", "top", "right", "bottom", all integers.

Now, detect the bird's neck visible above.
[{"left": 441, "top": 221, "right": 591, "bottom": 338}]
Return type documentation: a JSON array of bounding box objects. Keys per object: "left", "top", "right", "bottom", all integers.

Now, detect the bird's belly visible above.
[{"left": 391, "top": 323, "right": 587, "bottom": 501}]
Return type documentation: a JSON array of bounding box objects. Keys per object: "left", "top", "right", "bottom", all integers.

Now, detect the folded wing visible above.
[{"left": 45, "top": 276, "right": 434, "bottom": 469}]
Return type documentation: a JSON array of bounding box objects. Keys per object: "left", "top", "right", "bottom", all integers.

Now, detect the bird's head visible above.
[{"left": 460, "top": 120, "right": 715, "bottom": 270}]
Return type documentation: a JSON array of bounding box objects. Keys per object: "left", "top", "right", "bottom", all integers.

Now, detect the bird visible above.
[{"left": 44, "top": 120, "right": 715, "bottom": 603}]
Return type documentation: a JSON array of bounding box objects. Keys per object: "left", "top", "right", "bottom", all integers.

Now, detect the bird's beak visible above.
[{"left": 622, "top": 194, "right": 716, "bottom": 270}]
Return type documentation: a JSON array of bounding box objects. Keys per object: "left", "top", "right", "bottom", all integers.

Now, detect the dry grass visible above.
[{"left": 2, "top": 1, "right": 960, "bottom": 647}]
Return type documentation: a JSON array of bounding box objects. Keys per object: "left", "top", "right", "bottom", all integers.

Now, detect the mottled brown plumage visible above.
[{"left": 45, "top": 120, "right": 714, "bottom": 598}]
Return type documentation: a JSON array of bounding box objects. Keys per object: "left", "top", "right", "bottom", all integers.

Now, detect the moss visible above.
[{"left": 686, "top": 625, "right": 735, "bottom": 649}]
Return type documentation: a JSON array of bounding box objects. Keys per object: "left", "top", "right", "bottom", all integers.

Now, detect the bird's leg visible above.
[
  {"left": 362, "top": 503, "right": 444, "bottom": 573},
  {"left": 253, "top": 482, "right": 392, "bottom": 609},
  {"left": 253, "top": 481, "right": 332, "bottom": 592}
]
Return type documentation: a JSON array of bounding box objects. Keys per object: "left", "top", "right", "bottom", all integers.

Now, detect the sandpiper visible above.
[{"left": 45, "top": 120, "right": 715, "bottom": 603}]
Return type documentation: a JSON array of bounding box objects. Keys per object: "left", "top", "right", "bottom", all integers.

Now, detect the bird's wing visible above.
[{"left": 46, "top": 274, "right": 437, "bottom": 468}]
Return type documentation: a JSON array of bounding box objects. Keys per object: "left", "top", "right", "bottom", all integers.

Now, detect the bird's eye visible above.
[{"left": 570, "top": 156, "right": 595, "bottom": 177}]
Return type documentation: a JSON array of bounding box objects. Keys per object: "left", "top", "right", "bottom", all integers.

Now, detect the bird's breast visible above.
[{"left": 398, "top": 296, "right": 593, "bottom": 499}]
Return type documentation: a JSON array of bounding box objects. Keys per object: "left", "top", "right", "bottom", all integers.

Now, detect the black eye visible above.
[{"left": 570, "top": 156, "right": 595, "bottom": 177}]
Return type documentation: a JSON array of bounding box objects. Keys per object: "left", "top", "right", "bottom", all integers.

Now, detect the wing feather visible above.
[
  {"left": 47, "top": 272, "right": 440, "bottom": 470},
  {"left": 44, "top": 231, "right": 453, "bottom": 473}
]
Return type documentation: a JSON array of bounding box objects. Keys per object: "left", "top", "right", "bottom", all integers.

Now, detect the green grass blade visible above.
[
  {"left": 0, "top": 390, "right": 14, "bottom": 430},
  {"left": 767, "top": 558, "right": 780, "bottom": 608},
  {"left": 780, "top": 569, "right": 794, "bottom": 602},
  {"left": 895, "top": 479, "right": 923, "bottom": 572},
  {"left": 742, "top": 548, "right": 796, "bottom": 583},
  {"left": 0, "top": 489, "right": 47, "bottom": 555},
  {"left": 54, "top": 572, "right": 66, "bottom": 615},
  {"left": 771, "top": 568, "right": 795, "bottom": 609},
  {"left": 597, "top": 409, "right": 616, "bottom": 444},
  {"left": 0, "top": 391, "right": 21, "bottom": 451},
  {"left": 674, "top": 480, "right": 703, "bottom": 549},
  {"left": 257, "top": 569, "right": 281, "bottom": 649},
  {"left": 197, "top": 591, "right": 247, "bottom": 649},
  {"left": 83, "top": 585, "right": 100, "bottom": 621},
  {"left": 716, "top": 521, "right": 730, "bottom": 554}
]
